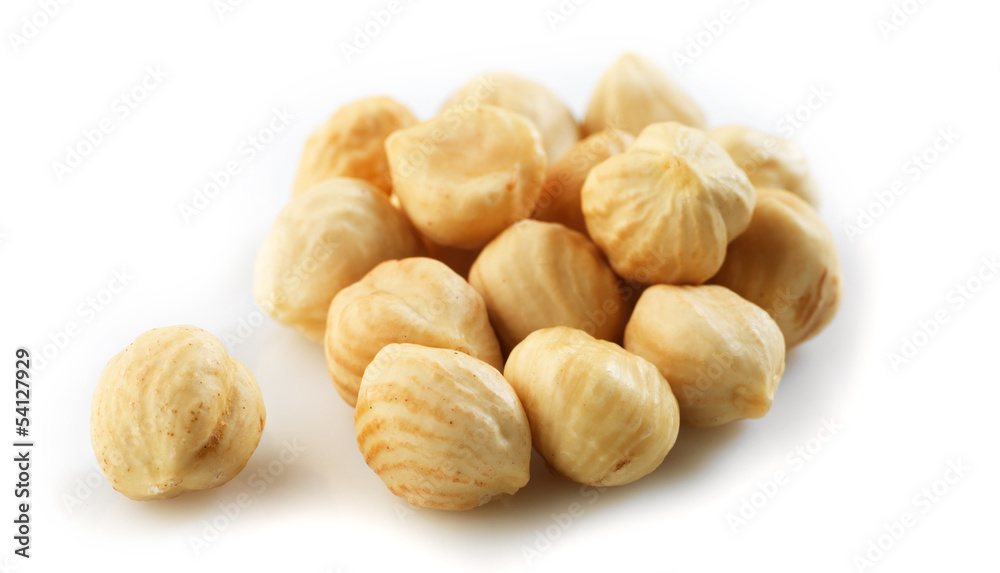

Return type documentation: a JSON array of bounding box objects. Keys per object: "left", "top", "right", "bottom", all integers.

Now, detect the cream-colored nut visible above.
[
  {"left": 709, "top": 125, "right": 819, "bottom": 206},
  {"left": 581, "top": 122, "right": 755, "bottom": 285},
  {"left": 504, "top": 327, "right": 679, "bottom": 486},
  {"left": 293, "top": 96, "right": 417, "bottom": 196},
  {"left": 355, "top": 344, "right": 531, "bottom": 510},
  {"left": 441, "top": 72, "right": 579, "bottom": 163},
  {"left": 325, "top": 257, "right": 502, "bottom": 407},
  {"left": 584, "top": 52, "right": 706, "bottom": 136},
  {"left": 90, "top": 326, "right": 266, "bottom": 501},
  {"left": 385, "top": 104, "right": 547, "bottom": 249},
  {"left": 534, "top": 128, "right": 634, "bottom": 237},
  {"left": 469, "top": 220, "right": 629, "bottom": 354},
  {"left": 624, "top": 285, "right": 785, "bottom": 427},
  {"left": 710, "top": 188, "right": 842, "bottom": 349},
  {"left": 253, "top": 177, "right": 421, "bottom": 340}
]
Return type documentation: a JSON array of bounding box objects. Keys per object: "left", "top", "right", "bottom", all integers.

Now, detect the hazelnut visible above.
[
  {"left": 584, "top": 52, "right": 707, "bottom": 136},
  {"left": 441, "top": 72, "right": 579, "bottom": 162},
  {"left": 324, "top": 257, "right": 502, "bottom": 407},
  {"left": 533, "top": 128, "right": 634, "bottom": 237},
  {"left": 624, "top": 285, "right": 785, "bottom": 427},
  {"left": 504, "top": 327, "right": 680, "bottom": 486},
  {"left": 469, "top": 220, "right": 629, "bottom": 354},
  {"left": 355, "top": 344, "right": 531, "bottom": 510},
  {"left": 709, "top": 125, "right": 819, "bottom": 206},
  {"left": 293, "top": 96, "right": 417, "bottom": 196},
  {"left": 385, "top": 104, "right": 547, "bottom": 249},
  {"left": 253, "top": 177, "right": 422, "bottom": 340},
  {"left": 581, "top": 121, "right": 755, "bottom": 285},
  {"left": 90, "top": 326, "right": 266, "bottom": 500},
  {"left": 710, "top": 188, "right": 842, "bottom": 348}
]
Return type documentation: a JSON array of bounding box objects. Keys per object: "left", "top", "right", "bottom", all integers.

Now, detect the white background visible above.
[{"left": 2, "top": 0, "right": 998, "bottom": 571}]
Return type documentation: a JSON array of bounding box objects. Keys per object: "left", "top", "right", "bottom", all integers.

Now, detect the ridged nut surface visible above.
[
  {"left": 503, "top": 327, "right": 679, "bottom": 486},
  {"left": 325, "top": 257, "right": 502, "bottom": 407},
  {"left": 91, "top": 325, "right": 266, "bottom": 500},
  {"left": 355, "top": 344, "right": 531, "bottom": 510},
  {"left": 709, "top": 125, "right": 819, "bottom": 206},
  {"left": 625, "top": 285, "right": 785, "bottom": 427}
]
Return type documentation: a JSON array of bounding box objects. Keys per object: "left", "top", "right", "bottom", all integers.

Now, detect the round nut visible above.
[
  {"left": 709, "top": 125, "right": 819, "bottom": 206},
  {"left": 385, "top": 104, "right": 547, "bottom": 249},
  {"left": 325, "top": 257, "right": 503, "bottom": 407},
  {"left": 253, "top": 177, "right": 422, "bottom": 340},
  {"left": 504, "top": 327, "right": 680, "bottom": 486},
  {"left": 293, "top": 96, "right": 417, "bottom": 196},
  {"left": 534, "top": 128, "right": 634, "bottom": 237},
  {"left": 90, "top": 326, "right": 266, "bottom": 500},
  {"left": 469, "top": 220, "right": 629, "bottom": 354},
  {"left": 442, "top": 72, "right": 579, "bottom": 163},
  {"left": 584, "top": 52, "right": 706, "bottom": 136},
  {"left": 355, "top": 344, "right": 531, "bottom": 510},
  {"left": 710, "top": 188, "right": 842, "bottom": 349},
  {"left": 624, "top": 285, "right": 785, "bottom": 427},
  {"left": 582, "top": 121, "right": 755, "bottom": 285}
]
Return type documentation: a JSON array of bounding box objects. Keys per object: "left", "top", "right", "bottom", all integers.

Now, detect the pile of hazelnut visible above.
[{"left": 91, "top": 54, "right": 841, "bottom": 508}]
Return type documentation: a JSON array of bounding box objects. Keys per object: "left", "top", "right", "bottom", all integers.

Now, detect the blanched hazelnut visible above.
[
  {"left": 469, "top": 220, "right": 629, "bottom": 354},
  {"left": 504, "top": 327, "right": 680, "bottom": 486},
  {"left": 90, "top": 326, "right": 266, "bottom": 500},
  {"left": 624, "top": 285, "right": 785, "bottom": 427},
  {"left": 325, "top": 257, "right": 502, "bottom": 407},
  {"left": 385, "top": 104, "right": 547, "bottom": 249},
  {"left": 355, "top": 344, "right": 531, "bottom": 510},
  {"left": 709, "top": 125, "right": 819, "bottom": 206},
  {"left": 293, "top": 96, "right": 417, "bottom": 196},
  {"left": 442, "top": 72, "right": 579, "bottom": 162},
  {"left": 534, "top": 128, "right": 634, "bottom": 237},
  {"left": 710, "top": 188, "right": 842, "bottom": 348},
  {"left": 584, "top": 52, "right": 706, "bottom": 136},
  {"left": 581, "top": 121, "right": 755, "bottom": 285},
  {"left": 253, "top": 177, "right": 422, "bottom": 340}
]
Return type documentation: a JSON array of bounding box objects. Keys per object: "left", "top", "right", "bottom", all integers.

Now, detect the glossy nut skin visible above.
[
  {"left": 624, "top": 285, "right": 785, "bottom": 427},
  {"left": 709, "top": 125, "right": 819, "bottom": 206},
  {"left": 90, "top": 326, "right": 266, "bottom": 500},
  {"left": 581, "top": 122, "right": 755, "bottom": 285},
  {"left": 469, "top": 220, "right": 629, "bottom": 354},
  {"left": 584, "top": 52, "right": 707, "bottom": 136},
  {"left": 355, "top": 344, "right": 531, "bottom": 511},
  {"left": 324, "top": 257, "right": 503, "bottom": 407},
  {"left": 441, "top": 72, "right": 579, "bottom": 163},
  {"left": 710, "top": 188, "right": 842, "bottom": 349},
  {"left": 385, "top": 104, "right": 547, "bottom": 249},
  {"left": 253, "top": 177, "right": 422, "bottom": 340},
  {"left": 293, "top": 96, "right": 417, "bottom": 196},
  {"left": 504, "top": 327, "right": 680, "bottom": 486},
  {"left": 534, "top": 129, "right": 634, "bottom": 237}
]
